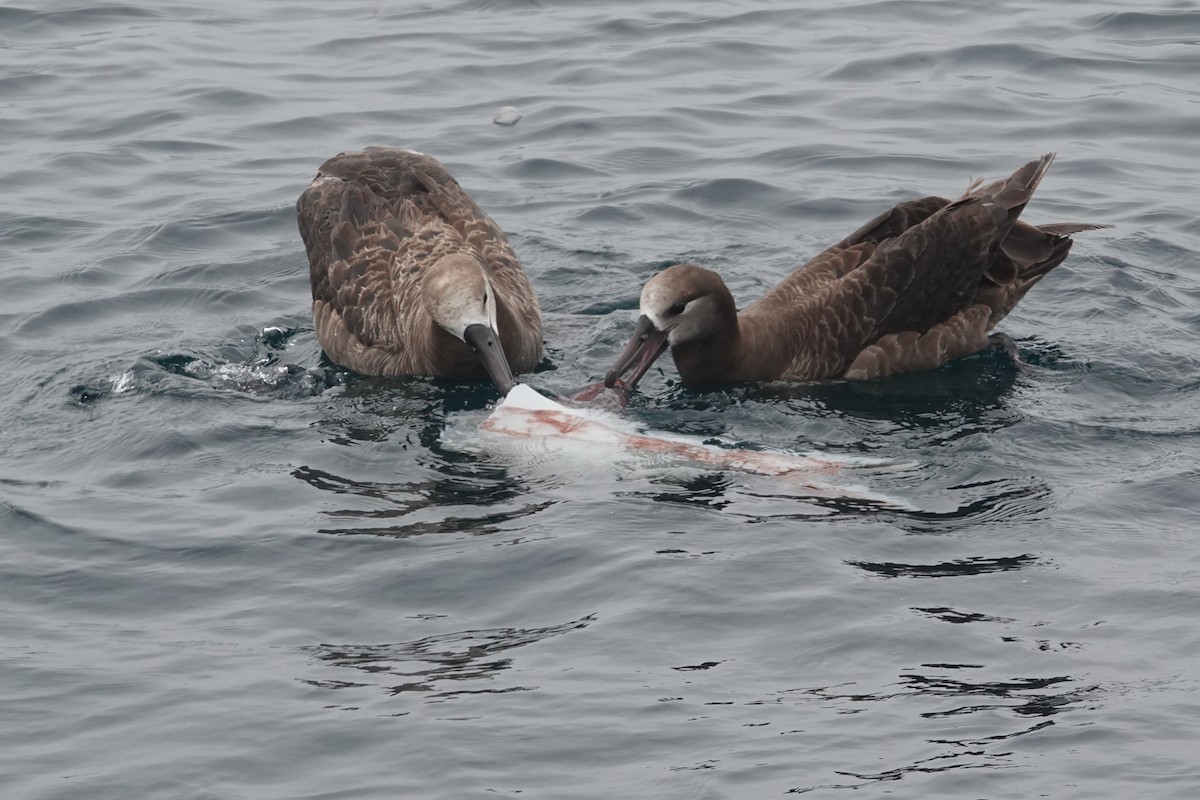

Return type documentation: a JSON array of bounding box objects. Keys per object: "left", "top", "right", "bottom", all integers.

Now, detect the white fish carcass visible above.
[{"left": 460, "top": 384, "right": 908, "bottom": 504}]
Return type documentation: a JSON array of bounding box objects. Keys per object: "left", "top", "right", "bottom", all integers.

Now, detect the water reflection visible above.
[
  {"left": 292, "top": 464, "right": 546, "bottom": 539},
  {"left": 316, "top": 373, "right": 500, "bottom": 449},
  {"left": 635, "top": 477, "right": 909, "bottom": 519},
  {"left": 746, "top": 346, "right": 1023, "bottom": 438},
  {"left": 847, "top": 553, "right": 1039, "bottom": 578},
  {"left": 892, "top": 477, "right": 1053, "bottom": 533},
  {"left": 597, "top": 347, "right": 1055, "bottom": 529},
  {"left": 296, "top": 373, "right": 551, "bottom": 538},
  {"left": 783, "top": 673, "right": 1098, "bottom": 794},
  {"left": 899, "top": 672, "right": 1075, "bottom": 715},
  {"left": 302, "top": 614, "right": 595, "bottom": 700},
  {"left": 912, "top": 606, "right": 1016, "bottom": 625},
  {"left": 634, "top": 473, "right": 736, "bottom": 511},
  {"left": 626, "top": 472, "right": 1053, "bottom": 532}
]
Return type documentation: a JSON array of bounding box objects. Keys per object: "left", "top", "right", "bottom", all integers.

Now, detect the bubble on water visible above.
[{"left": 492, "top": 106, "right": 522, "bottom": 126}]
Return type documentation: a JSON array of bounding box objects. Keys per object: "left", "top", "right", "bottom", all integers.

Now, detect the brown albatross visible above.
[
  {"left": 605, "top": 153, "right": 1105, "bottom": 390},
  {"left": 297, "top": 147, "right": 542, "bottom": 393}
]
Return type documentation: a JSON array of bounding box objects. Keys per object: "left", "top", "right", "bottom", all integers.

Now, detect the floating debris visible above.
[
  {"left": 492, "top": 106, "right": 522, "bottom": 126},
  {"left": 443, "top": 383, "right": 910, "bottom": 506}
]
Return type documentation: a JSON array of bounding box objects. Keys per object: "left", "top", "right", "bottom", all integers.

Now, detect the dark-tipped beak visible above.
[
  {"left": 603, "top": 314, "right": 670, "bottom": 392},
  {"left": 463, "top": 323, "right": 516, "bottom": 395}
]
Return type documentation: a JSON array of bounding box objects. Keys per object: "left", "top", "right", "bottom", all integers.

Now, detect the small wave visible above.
[{"left": 1086, "top": 10, "right": 1200, "bottom": 41}]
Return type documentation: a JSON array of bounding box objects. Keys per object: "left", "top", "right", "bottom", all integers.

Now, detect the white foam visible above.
[{"left": 110, "top": 371, "right": 136, "bottom": 394}]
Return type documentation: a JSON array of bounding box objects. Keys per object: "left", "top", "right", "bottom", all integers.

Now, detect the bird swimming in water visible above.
[
  {"left": 297, "top": 147, "right": 542, "bottom": 393},
  {"left": 604, "top": 153, "right": 1105, "bottom": 391}
]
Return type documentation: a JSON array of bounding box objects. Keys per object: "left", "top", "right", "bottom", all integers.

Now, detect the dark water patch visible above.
[
  {"left": 672, "top": 660, "right": 724, "bottom": 672},
  {"left": 778, "top": 671, "right": 1092, "bottom": 792},
  {"left": 293, "top": 462, "right": 549, "bottom": 540},
  {"left": 913, "top": 607, "right": 1017, "bottom": 625},
  {"left": 890, "top": 478, "right": 1054, "bottom": 534},
  {"left": 731, "top": 354, "right": 1025, "bottom": 448},
  {"left": 303, "top": 615, "right": 595, "bottom": 699},
  {"left": 743, "top": 491, "right": 912, "bottom": 522},
  {"left": 785, "top": 672, "right": 1085, "bottom": 719},
  {"left": 316, "top": 500, "right": 555, "bottom": 540},
  {"left": 303, "top": 376, "right": 511, "bottom": 460},
  {"left": 898, "top": 672, "right": 1084, "bottom": 715},
  {"left": 625, "top": 472, "right": 737, "bottom": 513},
  {"left": 849, "top": 553, "right": 1040, "bottom": 579},
  {"left": 294, "top": 465, "right": 526, "bottom": 511},
  {"left": 68, "top": 379, "right": 123, "bottom": 406}
]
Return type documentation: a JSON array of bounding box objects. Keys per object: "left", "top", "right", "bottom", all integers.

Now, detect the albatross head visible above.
[
  {"left": 423, "top": 253, "right": 516, "bottom": 394},
  {"left": 603, "top": 263, "right": 732, "bottom": 390}
]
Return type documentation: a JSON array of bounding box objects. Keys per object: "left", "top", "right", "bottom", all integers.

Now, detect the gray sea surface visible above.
[{"left": 2, "top": 1, "right": 1199, "bottom": 798}]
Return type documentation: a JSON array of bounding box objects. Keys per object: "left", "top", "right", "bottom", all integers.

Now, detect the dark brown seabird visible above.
[
  {"left": 297, "top": 147, "right": 542, "bottom": 393},
  {"left": 605, "top": 153, "right": 1106, "bottom": 390}
]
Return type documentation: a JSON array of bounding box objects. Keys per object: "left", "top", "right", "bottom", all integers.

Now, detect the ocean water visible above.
[{"left": 2, "top": 1, "right": 1199, "bottom": 798}]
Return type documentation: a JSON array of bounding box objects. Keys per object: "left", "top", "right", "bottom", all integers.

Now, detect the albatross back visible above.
[
  {"left": 606, "top": 154, "right": 1107, "bottom": 389},
  {"left": 296, "top": 147, "right": 542, "bottom": 379}
]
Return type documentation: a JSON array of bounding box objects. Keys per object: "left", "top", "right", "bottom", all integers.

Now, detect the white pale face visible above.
[
  {"left": 436, "top": 278, "right": 498, "bottom": 341},
  {"left": 640, "top": 288, "right": 716, "bottom": 345},
  {"left": 424, "top": 255, "right": 500, "bottom": 340},
  {"left": 638, "top": 263, "right": 729, "bottom": 346}
]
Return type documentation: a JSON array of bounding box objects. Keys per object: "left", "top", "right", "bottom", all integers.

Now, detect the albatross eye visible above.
[{"left": 667, "top": 300, "right": 688, "bottom": 316}]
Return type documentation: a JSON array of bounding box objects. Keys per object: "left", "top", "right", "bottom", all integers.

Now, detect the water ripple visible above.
[{"left": 3, "top": 1, "right": 1199, "bottom": 797}]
